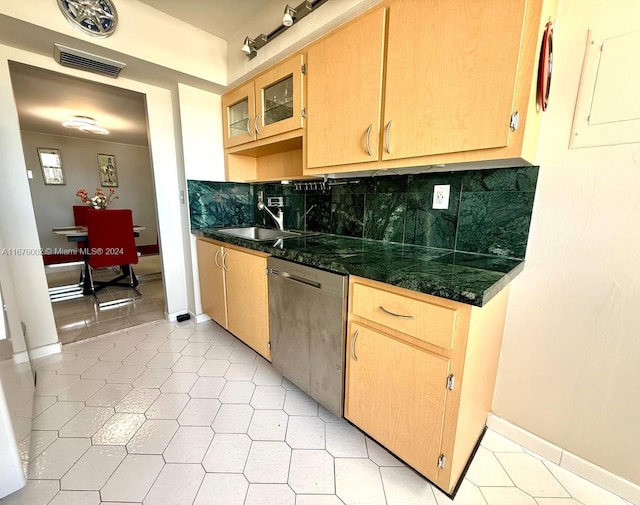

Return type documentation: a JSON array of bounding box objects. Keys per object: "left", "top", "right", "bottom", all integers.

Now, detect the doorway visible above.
[{"left": 8, "top": 62, "right": 165, "bottom": 344}]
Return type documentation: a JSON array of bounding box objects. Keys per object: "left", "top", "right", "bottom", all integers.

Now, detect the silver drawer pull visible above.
[
  {"left": 365, "top": 124, "right": 373, "bottom": 156},
  {"left": 379, "top": 305, "right": 414, "bottom": 320},
  {"left": 214, "top": 249, "right": 221, "bottom": 269},
  {"left": 384, "top": 120, "right": 393, "bottom": 154},
  {"left": 351, "top": 330, "right": 359, "bottom": 361}
]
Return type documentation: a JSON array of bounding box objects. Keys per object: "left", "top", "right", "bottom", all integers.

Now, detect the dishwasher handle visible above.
[{"left": 268, "top": 269, "right": 322, "bottom": 289}]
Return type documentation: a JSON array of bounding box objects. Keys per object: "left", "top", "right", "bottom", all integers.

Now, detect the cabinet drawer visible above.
[{"left": 351, "top": 282, "right": 457, "bottom": 349}]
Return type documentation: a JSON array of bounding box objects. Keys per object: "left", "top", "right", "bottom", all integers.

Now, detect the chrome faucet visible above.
[{"left": 257, "top": 201, "right": 284, "bottom": 231}]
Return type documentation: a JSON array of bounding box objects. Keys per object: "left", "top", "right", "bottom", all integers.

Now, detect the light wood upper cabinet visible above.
[
  {"left": 382, "top": 0, "right": 526, "bottom": 160},
  {"left": 196, "top": 238, "right": 270, "bottom": 360},
  {"left": 223, "top": 0, "right": 557, "bottom": 178},
  {"left": 224, "top": 246, "right": 270, "bottom": 359},
  {"left": 222, "top": 55, "right": 304, "bottom": 150},
  {"left": 222, "top": 81, "right": 256, "bottom": 149},
  {"left": 196, "top": 239, "right": 227, "bottom": 328},
  {"left": 306, "top": 7, "right": 386, "bottom": 168},
  {"left": 254, "top": 55, "right": 305, "bottom": 140}
]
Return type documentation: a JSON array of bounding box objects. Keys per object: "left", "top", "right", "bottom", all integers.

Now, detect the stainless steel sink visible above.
[{"left": 215, "top": 226, "right": 304, "bottom": 241}]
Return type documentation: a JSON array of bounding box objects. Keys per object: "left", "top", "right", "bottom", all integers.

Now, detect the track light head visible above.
[
  {"left": 282, "top": 5, "right": 296, "bottom": 27},
  {"left": 241, "top": 36, "right": 255, "bottom": 55}
]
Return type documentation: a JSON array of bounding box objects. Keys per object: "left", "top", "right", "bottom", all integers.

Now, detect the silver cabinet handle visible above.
[
  {"left": 245, "top": 115, "right": 254, "bottom": 139},
  {"left": 254, "top": 114, "right": 261, "bottom": 136},
  {"left": 379, "top": 305, "right": 414, "bottom": 320},
  {"left": 384, "top": 120, "right": 393, "bottom": 154},
  {"left": 214, "top": 249, "right": 221, "bottom": 269},
  {"left": 222, "top": 251, "right": 229, "bottom": 271},
  {"left": 365, "top": 124, "right": 373, "bottom": 156},
  {"left": 351, "top": 330, "right": 359, "bottom": 361}
]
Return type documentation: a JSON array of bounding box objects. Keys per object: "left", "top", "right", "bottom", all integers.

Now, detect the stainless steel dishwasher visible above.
[{"left": 267, "top": 257, "right": 347, "bottom": 417}]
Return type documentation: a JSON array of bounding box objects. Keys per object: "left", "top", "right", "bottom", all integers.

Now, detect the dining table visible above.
[
  {"left": 53, "top": 225, "right": 146, "bottom": 241},
  {"left": 52, "top": 225, "right": 146, "bottom": 296}
]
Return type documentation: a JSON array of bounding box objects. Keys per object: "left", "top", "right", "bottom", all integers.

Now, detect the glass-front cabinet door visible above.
[
  {"left": 253, "top": 54, "right": 304, "bottom": 140},
  {"left": 222, "top": 81, "right": 256, "bottom": 148}
]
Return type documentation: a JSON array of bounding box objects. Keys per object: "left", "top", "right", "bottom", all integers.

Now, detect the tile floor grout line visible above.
[{"left": 25, "top": 320, "right": 634, "bottom": 505}]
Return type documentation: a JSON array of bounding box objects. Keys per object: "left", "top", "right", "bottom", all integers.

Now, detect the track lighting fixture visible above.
[{"left": 242, "top": 0, "right": 329, "bottom": 59}]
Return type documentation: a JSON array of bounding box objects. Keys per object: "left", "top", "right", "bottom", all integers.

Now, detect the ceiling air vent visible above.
[{"left": 54, "top": 43, "right": 125, "bottom": 78}]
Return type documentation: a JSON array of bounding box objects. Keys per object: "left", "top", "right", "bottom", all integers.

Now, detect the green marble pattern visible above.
[
  {"left": 193, "top": 229, "right": 523, "bottom": 306},
  {"left": 189, "top": 165, "right": 538, "bottom": 259},
  {"left": 305, "top": 193, "right": 332, "bottom": 233},
  {"left": 187, "top": 180, "right": 253, "bottom": 229},
  {"left": 461, "top": 166, "right": 539, "bottom": 192},
  {"left": 363, "top": 193, "right": 406, "bottom": 242},
  {"left": 456, "top": 191, "right": 535, "bottom": 258},
  {"left": 331, "top": 194, "right": 365, "bottom": 237}
]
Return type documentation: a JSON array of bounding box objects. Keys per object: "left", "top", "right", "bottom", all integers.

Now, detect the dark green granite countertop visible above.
[{"left": 193, "top": 228, "right": 524, "bottom": 307}]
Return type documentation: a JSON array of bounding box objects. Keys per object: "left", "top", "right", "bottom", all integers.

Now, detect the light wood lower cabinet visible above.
[
  {"left": 196, "top": 238, "right": 270, "bottom": 360},
  {"left": 347, "top": 322, "right": 450, "bottom": 472},
  {"left": 196, "top": 240, "right": 227, "bottom": 327},
  {"left": 346, "top": 276, "right": 510, "bottom": 494}
]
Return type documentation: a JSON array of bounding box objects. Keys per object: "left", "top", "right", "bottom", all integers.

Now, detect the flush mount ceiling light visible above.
[
  {"left": 242, "top": 0, "right": 329, "bottom": 59},
  {"left": 282, "top": 5, "right": 296, "bottom": 27},
  {"left": 62, "top": 115, "right": 109, "bottom": 135}
]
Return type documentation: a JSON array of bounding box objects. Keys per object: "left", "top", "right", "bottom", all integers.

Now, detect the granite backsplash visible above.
[{"left": 187, "top": 166, "right": 538, "bottom": 260}]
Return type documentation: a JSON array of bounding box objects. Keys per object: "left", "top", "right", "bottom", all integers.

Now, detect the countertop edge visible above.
[{"left": 192, "top": 229, "right": 524, "bottom": 308}]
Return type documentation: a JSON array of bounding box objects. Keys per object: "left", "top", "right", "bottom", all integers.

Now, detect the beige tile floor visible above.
[
  {"left": 46, "top": 256, "right": 165, "bottom": 345},
  {"left": 2, "top": 318, "right": 634, "bottom": 505}
]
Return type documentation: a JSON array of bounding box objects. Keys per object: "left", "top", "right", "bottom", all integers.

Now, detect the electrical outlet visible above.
[{"left": 433, "top": 185, "right": 450, "bottom": 209}]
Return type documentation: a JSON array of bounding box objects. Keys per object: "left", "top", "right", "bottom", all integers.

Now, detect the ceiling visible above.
[
  {"left": 136, "top": 0, "right": 273, "bottom": 40},
  {"left": 9, "top": 62, "right": 149, "bottom": 146},
  {"left": 7, "top": 3, "right": 276, "bottom": 147}
]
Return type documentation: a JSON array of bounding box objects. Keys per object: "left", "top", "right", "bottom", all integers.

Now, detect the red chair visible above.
[
  {"left": 73, "top": 205, "right": 90, "bottom": 226},
  {"left": 85, "top": 209, "right": 141, "bottom": 300}
]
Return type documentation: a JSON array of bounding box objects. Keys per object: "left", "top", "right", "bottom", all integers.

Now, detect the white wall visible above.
[
  {"left": 0, "top": 0, "right": 226, "bottom": 86},
  {"left": 0, "top": 50, "right": 58, "bottom": 350},
  {"left": 493, "top": 0, "right": 640, "bottom": 485},
  {"left": 21, "top": 132, "right": 158, "bottom": 250},
  {"left": 176, "top": 83, "right": 225, "bottom": 318}
]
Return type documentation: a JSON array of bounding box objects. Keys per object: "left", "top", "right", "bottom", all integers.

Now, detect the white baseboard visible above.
[
  {"left": 487, "top": 413, "right": 562, "bottom": 463},
  {"left": 26, "top": 342, "right": 62, "bottom": 361},
  {"left": 194, "top": 313, "right": 211, "bottom": 324},
  {"left": 488, "top": 413, "right": 640, "bottom": 504}
]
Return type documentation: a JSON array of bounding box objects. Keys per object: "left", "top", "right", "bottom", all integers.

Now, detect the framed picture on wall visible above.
[
  {"left": 37, "top": 147, "right": 65, "bottom": 185},
  {"left": 98, "top": 153, "right": 118, "bottom": 187}
]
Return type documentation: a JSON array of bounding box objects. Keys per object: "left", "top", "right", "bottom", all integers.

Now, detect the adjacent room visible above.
[{"left": 9, "top": 62, "right": 164, "bottom": 344}]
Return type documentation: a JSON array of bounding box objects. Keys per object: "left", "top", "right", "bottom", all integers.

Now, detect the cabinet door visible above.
[
  {"left": 224, "top": 248, "right": 270, "bottom": 359},
  {"left": 382, "top": 0, "right": 526, "bottom": 160},
  {"left": 196, "top": 240, "right": 227, "bottom": 328},
  {"left": 346, "top": 322, "right": 450, "bottom": 480},
  {"left": 254, "top": 54, "right": 304, "bottom": 140},
  {"left": 222, "top": 81, "right": 256, "bottom": 148},
  {"left": 306, "top": 7, "right": 386, "bottom": 168}
]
